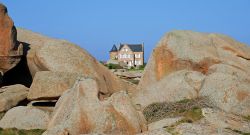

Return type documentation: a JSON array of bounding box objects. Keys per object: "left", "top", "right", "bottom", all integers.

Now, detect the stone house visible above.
[{"left": 109, "top": 43, "right": 144, "bottom": 67}]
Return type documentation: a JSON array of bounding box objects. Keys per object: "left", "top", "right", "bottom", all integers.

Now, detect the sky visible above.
[{"left": 1, "top": 0, "right": 250, "bottom": 61}]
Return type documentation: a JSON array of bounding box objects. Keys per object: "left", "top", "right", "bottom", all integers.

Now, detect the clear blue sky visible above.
[{"left": 1, "top": 0, "right": 250, "bottom": 61}]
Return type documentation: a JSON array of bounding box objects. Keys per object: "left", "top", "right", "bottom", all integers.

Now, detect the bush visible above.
[
  {"left": 0, "top": 128, "right": 45, "bottom": 135},
  {"left": 0, "top": 112, "right": 5, "bottom": 120},
  {"left": 106, "top": 63, "right": 122, "bottom": 69},
  {"left": 143, "top": 97, "right": 211, "bottom": 123},
  {"left": 243, "top": 115, "right": 250, "bottom": 121},
  {"left": 139, "top": 64, "right": 146, "bottom": 70}
]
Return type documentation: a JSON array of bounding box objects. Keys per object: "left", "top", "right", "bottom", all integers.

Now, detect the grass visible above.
[
  {"left": 183, "top": 107, "right": 204, "bottom": 122},
  {"left": 165, "top": 126, "right": 180, "bottom": 135},
  {"left": 225, "top": 128, "right": 250, "bottom": 135},
  {"left": 0, "top": 128, "right": 45, "bottom": 135},
  {"left": 0, "top": 112, "right": 5, "bottom": 120},
  {"left": 143, "top": 97, "right": 211, "bottom": 123},
  {"left": 164, "top": 107, "right": 204, "bottom": 134},
  {"left": 105, "top": 63, "right": 123, "bottom": 69},
  {"left": 243, "top": 115, "right": 250, "bottom": 122},
  {"left": 128, "top": 64, "right": 146, "bottom": 71},
  {"left": 177, "top": 99, "right": 191, "bottom": 104},
  {"left": 143, "top": 98, "right": 210, "bottom": 135}
]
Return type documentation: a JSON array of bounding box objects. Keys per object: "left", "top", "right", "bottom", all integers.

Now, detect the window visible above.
[{"left": 135, "top": 54, "right": 140, "bottom": 58}]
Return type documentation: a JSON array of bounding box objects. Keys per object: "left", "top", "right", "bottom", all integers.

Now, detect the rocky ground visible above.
[
  {"left": 109, "top": 69, "right": 143, "bottom": 84},
  {"left": 0, "top": 3, "right": 250, "bottom": 135}
]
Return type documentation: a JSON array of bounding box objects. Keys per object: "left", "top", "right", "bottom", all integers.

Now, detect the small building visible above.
[{"left": 109, "top": 43, "right": 144, "bottom": 68}]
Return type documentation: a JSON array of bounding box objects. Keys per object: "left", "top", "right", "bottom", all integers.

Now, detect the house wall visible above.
[
  {"left": 117, "top": 45, "right": 134, "bottom": 66},
  {"left": 134, "top": 52, "right": 144, "bottom": 66},
  {"left": 109, "top": 45, "right": 144, "bottom": 67},
  {"left": 109, "top": 52, "right": 118, "bottom": 60}
]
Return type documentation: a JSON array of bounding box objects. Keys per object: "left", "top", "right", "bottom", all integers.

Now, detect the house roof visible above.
[
  {"left": 109, "top": 45, "right": 118, "bottom": 52},
  {"left": 119, "top": 44, "right": 143, "bottom": 52}
]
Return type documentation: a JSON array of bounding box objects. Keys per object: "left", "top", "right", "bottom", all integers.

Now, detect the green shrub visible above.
[
  {"left": 225, "top": 128, "right": 250, "bottom": 135},
  {"left": 143, "top": 97, "right": 211, "bottom": 123},
  {"left": 0, "top": 112, "right": 5, "bottom": 120},
  {"left": 177, "top": 99, "right": 192, "bottom": 104},
  {"left": 0, "top": 128, "right": 45, "bottom": 135},
  {"left": 106, "top": 63, "right": 122, "bottom": 69},
  {"left": 243, "top": 115, "right": 250, "bottom": 121},
  {"left": 139, "top": 64, "right": 146, "bottom": 70}
]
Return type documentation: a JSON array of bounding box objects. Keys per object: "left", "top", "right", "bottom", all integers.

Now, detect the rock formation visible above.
[
  {"left": 27, "top": 71, "right": 81, "bottom": 100},
  {"left": 0, "top": 3, "right": 23, "bottom": 74},
  {"left": 0, "top": 84, "right": 28, "bottom": 112},
  {"left": 133, "top": 30, "right": 250, "bottom": 117},
  {"left": 0, "top": 106, "right": 50, "bottom": 130},
  {"left": 17, "top": 28, "right": 133, "bottom": 99},
  {"left": 1, "top": 3, "right": 250, "bottom": 135},
  {"left": 43, "top": 77, "right": 146, "bottom": 135}
]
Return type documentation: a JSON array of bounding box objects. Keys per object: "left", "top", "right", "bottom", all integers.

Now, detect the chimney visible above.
[{"left": 142, "top": 42, "right": 144, "bottom": 64}]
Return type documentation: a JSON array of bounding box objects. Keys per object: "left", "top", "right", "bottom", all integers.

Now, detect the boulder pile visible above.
[
  {"left": 133, "top": 30, "right": 250, "bottom": 116},
  {"left": 0, "top": 3, "right": 250, "bottom": 135},
  {"left": 0, "top": 3, "right": 23, "bottom": 75}
]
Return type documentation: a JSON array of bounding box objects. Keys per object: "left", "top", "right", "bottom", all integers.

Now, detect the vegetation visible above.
[
  {"left": 128, "top": 63, "right": 146, "bottom": 71},
  {"left": 0, "top": 112, "right": 5, "bottom": 120},
  {"left": 105, "top": 63, "right": 123, "bottom": 69},
  {"left": 225, "top": 128, "right": 250, "bottom": 135},
  {"left": 143, "top": 98, "right": 210, "bottom": 135},
  {"left": 139, "top": 63, "right": 146, "bottom": 70},
  {"left": 0, "top": 128, "right": 45, "bottom": 135},
  {"left": 143, "top": 97, "right": 212, "bottom": 123},
  {"left": 163, "top": 107, "right": 203, "bottom": 135},
  {"left": 243, "top": 115, "right": 250, "bottom": 122},
  {"left": 165, "top": 126, "right": 180, "bottom": 135}
]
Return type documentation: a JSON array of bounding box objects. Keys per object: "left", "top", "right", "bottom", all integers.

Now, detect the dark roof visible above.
[
  {"left": 109, "top": 45, "right": 118, "bottom": 52},
  {"left": 119, "top": 44, "right": 143, "bottom": 52}
]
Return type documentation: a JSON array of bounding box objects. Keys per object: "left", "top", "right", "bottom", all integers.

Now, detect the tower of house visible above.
[{"left": 109, "top": 44, "right": 118, "bottom": 60}]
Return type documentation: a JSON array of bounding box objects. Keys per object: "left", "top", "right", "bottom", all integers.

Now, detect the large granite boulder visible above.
[
  {"left": 133, "top": 70, "right": 205, "bottom": 108},
  {"left": 133, "top": 30, "right": 250, "bottom": 116},
  {"left": 0, "top": 84, "right": 28, "bottom": 112},
  {"left": 43, "top": 77, "right": 145, "bottom": 135},
  {"left": 0, "top": 106, "right": 50, "bottom": 130},
  {"left": 0, "top": 3, "right": 23, "bottom": 74},
  {"left": 175, "top": 123, "right": 238, "bottom": 135},
  {"left": 202, "top": 108, "right": 250, "bottom": 133},
  {"left": 27, "top": 71, "right": 80, "bottom": 100},
  {"left": 200, "top": 66, "right": 250, "bottom": 117},
  {"left": 17, "top": 28, "right": 132, "bottom": 98}
]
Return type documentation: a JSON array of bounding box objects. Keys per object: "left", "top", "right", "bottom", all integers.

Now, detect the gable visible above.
[
  {"left": 119, "top": 44, "right": 143, "bottom": 52},
  {"left": 119, "top": 45, "right": 132, "bottom": 52}
]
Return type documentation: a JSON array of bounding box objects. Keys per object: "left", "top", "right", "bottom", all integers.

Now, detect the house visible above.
[{"left": 109, "top": 43, "right": 144, "bottom": 68}]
